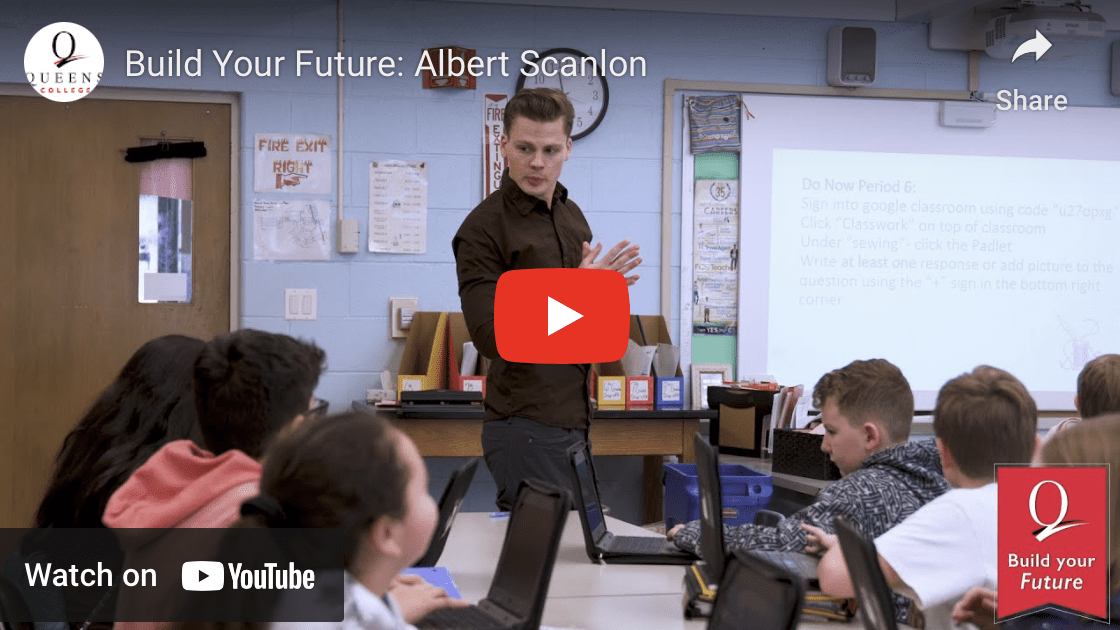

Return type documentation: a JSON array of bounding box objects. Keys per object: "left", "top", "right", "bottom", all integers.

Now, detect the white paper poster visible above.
[
  {"left": 254, "top": 133, "right": 332, "bottom": 194},
  {"left": 483, "top": 93, "right": 508, "bottom": 198},
  {"left": 253, "top": 199, "right": 331, "bottom": 260},
  {"left": 693, "top": 179, "right": 739, "bottom": 335},
  {"left": 369, "top": 160, "right": 428, "bottom": 254}
]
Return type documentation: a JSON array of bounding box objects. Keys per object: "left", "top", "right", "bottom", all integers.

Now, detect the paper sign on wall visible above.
[
  {"left": 369, "top": 160, "right": 428, "bottom": 254},
  {"left": 252, "top": 199, "right": 331, "bottom": 260},
  {"left": 254, "top": 133, "right": 332, "bottom": 194}
]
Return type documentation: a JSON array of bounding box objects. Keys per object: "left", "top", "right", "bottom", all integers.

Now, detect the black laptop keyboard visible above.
[
  {"left": 418, "top": 605, "right": 507, "bottom": 630},
  {"left": 611, "top": 535, "right": 674, "bottom": 555}
]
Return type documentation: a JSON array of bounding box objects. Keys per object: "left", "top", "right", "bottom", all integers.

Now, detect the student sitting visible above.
[
  {"left": 811, "top": 365, "right": 1039, "bottom": 630},
  {"left": 103, "top": 329, "right": 324, "bottom": 532},
  {"left": 177, "top": 412, "right": 468, "bottom": 630},
  {"left": 1045, "top": 353, "right": 1120, "bottom": 441},
  {"left": 952, "top": 413, "right": 1120, "bottom": 630},
  {"left": 35, "top": 334, "right": 206, "bottom": 529},
  {"left": 103, "top": 329, "right": 457, "bottom": 625},
  {"left": 17, "top": 335, "right": 203, "bottom": 627},
  {"left": 669, "top": 358, "right": 949, "bottom": 624}
]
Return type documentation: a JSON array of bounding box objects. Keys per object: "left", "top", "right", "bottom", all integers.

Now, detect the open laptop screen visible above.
[
  {"left": 486, "top": 485, "right": 562, "bottom": 619},
  {"left": 695, "top": 432, "right": 726, "bottom": 580},
  {"left": 572, "top": 446, "right": 607, "bottom": 539}
]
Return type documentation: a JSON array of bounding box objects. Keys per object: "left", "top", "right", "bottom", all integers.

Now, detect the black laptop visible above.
[
  {"left": 693, "top": 433, "right": 819, "bottom": 588},
  {"left": 416, "top": 478, "right": 569, "bottom": 630},
  {"left": 413, "top": 458, "right": 479, "bottom": 567},
  {"left": 567, "top": 442, "right": 695, "bottom": 565},
  {"left": 834, "top": 516, "right": 899, "bottom": 630},
  {"left": 708, "top": 549, "right": 806, "bottom": 630}
]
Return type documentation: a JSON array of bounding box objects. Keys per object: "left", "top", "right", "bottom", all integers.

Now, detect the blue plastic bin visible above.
[{"left": 662, "top": 463, "right": 773, "bottom": 529}]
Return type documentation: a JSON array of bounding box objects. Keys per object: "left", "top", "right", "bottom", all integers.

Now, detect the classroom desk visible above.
[
  {"left": 437, "top": 512, "right": 855, "bottom": 630},
  {"left": 352, "top": 401, "right": 717, "bottom": 523}
]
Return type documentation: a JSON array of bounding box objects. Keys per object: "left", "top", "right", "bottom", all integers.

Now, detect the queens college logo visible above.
[{"left": 24, "top": 22, "right": 104, "bottom": 102}]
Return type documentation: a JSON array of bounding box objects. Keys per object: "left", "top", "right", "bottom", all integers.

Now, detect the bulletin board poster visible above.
[
  {"left": 483, "top": 93, "right": 508, "bottom": 199},
  {"left": 254, "top": 133, "right": 332, "bottom": 194},
  {"left": 693, "top": 179, "right": 739, "bottom": 335}
]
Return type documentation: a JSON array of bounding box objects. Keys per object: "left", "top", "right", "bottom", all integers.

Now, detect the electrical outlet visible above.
[
  {"left": 285, "top": 288, "right": 317, "bottom": 320},
  {"left": 390, "top": 297, "right": 418, "bottom": 338}
]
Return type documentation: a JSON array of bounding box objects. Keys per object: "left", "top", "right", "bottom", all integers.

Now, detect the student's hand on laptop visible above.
[
  {"left": 390, "top": 573, "right": 471, "bottom": 623},
  {"left": 801, "top": 523, "right": 837, "bottom": 556},
  {"left": 952, "top": 587, "right": 998, "bottom": 630},
  {"left": 666, "top": 523, "right": 684, "bottom": 540}
]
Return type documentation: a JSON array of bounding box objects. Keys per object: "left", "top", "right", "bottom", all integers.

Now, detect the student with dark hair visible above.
[
  {"left": 812, "top": 365, "right": 1040, "bottom": 630},
  {"left": 13, "top": 335, "right": 204, "bottom": 626},
  {"left": 104, "top": 329, "right": 325, "bottom": 532},
  {"left": 669, "top": 358, "right": 950, "bottom": 625},
  {"left": 34, "top": 334, "right": 206, "bottom": 529},
  {"left": 103, "top": 330, "right": 324, "bottom": 630},
  {"left": 174, "top": 412, "right": 463, "bottom": 630},
  {"left": 453, "top": 87, "right": 642, "bottom": 510}
]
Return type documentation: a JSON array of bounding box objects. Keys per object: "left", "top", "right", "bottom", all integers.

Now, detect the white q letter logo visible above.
[{"left": 1029, "top": 480, "right": 1087, "bottom": 542}]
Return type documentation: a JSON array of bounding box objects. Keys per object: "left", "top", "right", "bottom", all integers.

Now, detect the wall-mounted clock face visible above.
[{"left": 515, "top": 48, "right": 609, "bottom": 140}]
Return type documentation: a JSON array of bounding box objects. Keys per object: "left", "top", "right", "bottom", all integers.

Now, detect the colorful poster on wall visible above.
[
  {"left": 253, "top": 132, "right": 332, "bottom": 194},
  {"left": 252, "top": 199, "right": 330, "bottom": 261},
  {"left": 693, "top": 179, "right": 739, "bottom": 335},
  {"left": 483, "top": 93, "right": 508, "bottom": 199},
  {"left": 369, "top": 160, "right": 428, "bottom": 254}
]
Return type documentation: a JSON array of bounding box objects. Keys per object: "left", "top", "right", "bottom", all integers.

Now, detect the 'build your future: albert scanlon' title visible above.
[{"left": 125, "top": 48, "right": 648, "bottom": 79}]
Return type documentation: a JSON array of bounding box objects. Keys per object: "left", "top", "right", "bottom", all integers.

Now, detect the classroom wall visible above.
[{"left": 4, "top": 0, "right": 1115, "bottom": 520}]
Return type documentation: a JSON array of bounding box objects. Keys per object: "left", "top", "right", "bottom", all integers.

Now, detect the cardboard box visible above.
[
  {"left": 446, "top": 312, "right": 488, "bottom": 392},
  {"left": 626, "top": 376, "right": 654, "bottom": 408},
  {"left": 597, "top": 315, "right": 682, "bottom": 378},
  {"left": 656, "top": 377, "right": 685, "bottom": 409},
  {"left": 397, "top": 311, "right": 448, "bottom": 398},
  {"left": 597, "top": 375, "right": 626, "bottom": 407}
]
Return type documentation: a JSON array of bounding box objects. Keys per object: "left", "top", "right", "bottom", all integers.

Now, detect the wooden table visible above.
[{"left": 352, "top": 401, "right": 716, "bottom": 523}]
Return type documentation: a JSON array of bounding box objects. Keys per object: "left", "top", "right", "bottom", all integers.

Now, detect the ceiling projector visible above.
[{"left": 984, "top": 4, "right": 1106, "bottom": 58}]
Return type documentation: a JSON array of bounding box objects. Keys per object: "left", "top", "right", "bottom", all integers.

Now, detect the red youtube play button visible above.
[{"left": 495, "top": 269, "right": 630, "bottom": 364}]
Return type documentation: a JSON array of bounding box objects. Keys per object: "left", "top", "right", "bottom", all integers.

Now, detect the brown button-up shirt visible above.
[{"left": 451, "top": 170, "right": 593, "bottom": 428}]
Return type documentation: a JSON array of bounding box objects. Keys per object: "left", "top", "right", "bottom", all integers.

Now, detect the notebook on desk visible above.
[
  {"left": 567, "top": 441, "right": 695, "bottom": 565},
  {"left": 416, "top": 479, "right": 569, "bottom": 630},
  {"left": 413, "top": 457, "right": 479, "bottom": 567},
  {"left": 693, "top": 433, "right": 820, "bottom": 588}
]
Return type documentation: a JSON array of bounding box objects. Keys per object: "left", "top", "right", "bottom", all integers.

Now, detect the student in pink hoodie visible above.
[
  {"left": 104, "top": 329, "right": 325, "bottom": 532},
  {"left": 103, "top": 330, "right": 325, "bottom": 628},
  {"left": 104, "top": 329, "right": 460, "bottom": 626}
]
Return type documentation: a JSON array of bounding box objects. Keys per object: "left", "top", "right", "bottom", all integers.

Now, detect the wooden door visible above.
[{"left": 0, "top": 95, "right": 232, "bottom": 527}]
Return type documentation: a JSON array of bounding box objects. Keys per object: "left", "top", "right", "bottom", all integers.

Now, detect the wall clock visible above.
[{"left": 515, "top": 48, "right": 609, "bottom": 140}]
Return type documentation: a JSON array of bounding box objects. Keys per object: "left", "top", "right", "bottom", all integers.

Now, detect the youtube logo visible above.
[
  {"left": 495, "top": 268, "right": 629, "bottom": 364},
  {"left": 182, "top": 561, "right": 224, "bottom": 591}
]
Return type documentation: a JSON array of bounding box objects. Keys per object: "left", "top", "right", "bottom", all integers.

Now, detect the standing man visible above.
[{"left": 453, "top": 88, "right": 641, "bottom": 510}]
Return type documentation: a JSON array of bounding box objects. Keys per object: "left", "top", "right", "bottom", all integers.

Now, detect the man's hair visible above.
[
  {"left": 811, "top": 358, "right": 914, "bottom": 443},
  {"left": 934, "top": 365, "right": 1037, "bottom": 479},
  {"left": 1041, "top": 412, "right": 1120, "bottom": 592},
  {"left": 1076, "top": 353, "right": 1120, "bottom": 419},
  {"left": 503, "top": 87, "right": 575, "bottom": 138},
  {"left": 194, "top": 329, "right": 325, "bottom": 458}
]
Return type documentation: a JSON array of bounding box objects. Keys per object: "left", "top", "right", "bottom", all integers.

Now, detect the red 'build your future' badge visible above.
[{"left": 997, "top": 465, "right": 1110, "bottom": 622}]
